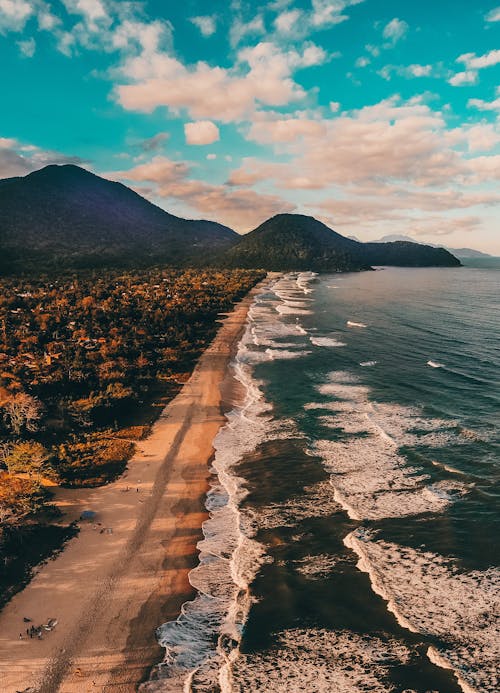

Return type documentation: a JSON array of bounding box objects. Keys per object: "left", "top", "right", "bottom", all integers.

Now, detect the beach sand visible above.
[{"left": 0, "top": 287, "right": 258, "bottom": 693}]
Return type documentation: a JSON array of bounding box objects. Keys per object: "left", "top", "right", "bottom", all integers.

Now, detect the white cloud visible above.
[
  {"left": 458, "top": 49, "right": 500, "bottom": 70},
  {"left": 274, "top": 8, "right": 302, "bottom": 34},
  {"left": 37, "top": 3, "right": 59, "bottom": 31},
  {"left": 247, "top": 115, "right": 326, "bottom": 144},
  {"left": 485, "top": 6, "right": 500, "bottom": 22},
  {"left": 109, "top": 155, "right": 294, "bottom": 231},
  {"left": 449, "top": 71, "right": 478, "bottom": 86},
  {"left": 190, "top": 15, "right": 216, "bottom": 37},
  {"left": 62, "top": 0, "right": 109, "bottom": 28},
  {"left": 462, "top": 123, "right": 500, "bottom": 152},
  {"left": 408, "top": 64, "right": 432, "bottom": 77},
  {"left": 0, "top": 137, "right": 18, "bottom": 148},
  {"left": 311, "top": 0, "right": 365, "bottom": 28},
  {"left": 0, "top": 0, "right": 34, "bottom": 33},
  {"left": 329, "top": 101, "right": 341, "bottom": 112},
  {"left": 229, "top": 15, "right": 265, "bottom": 48},
  {"left": 382, "top": 18, "right": 408, "bottom": 44},
  {"left": 366, "top": 43, "right": 380, "bottom": 57},
  {"left": 379, "top": 63, "right": 433, "bottom": 80},
  {"left": 0, "top": 136, "right": 86, "bottom": 178},
  {"left": 269, "top": 0, "right": 364, "bottom": 41},
  {"left": 17, "top": 37, "right": 35, "bottom": 56},
  {"left": 116, "top": 41, "right": 327, "bottom": 123},
  {"left": 184, "top": 121, "right": 220, "bottom": 146},
  {"left": 232, "top": 94, "right": 500, "bottom": 197},
  {"left": 355, "top": 56, "right": 370, "bottom": 68},
  {"left": 233, "top": 97, "right": 466, "bottom": 189},
  {"left": 206, "top": 153, "right": 217, "bottom": 160},
  {"left": 468, "top": 89, "right": 500, "bottom": 112}
]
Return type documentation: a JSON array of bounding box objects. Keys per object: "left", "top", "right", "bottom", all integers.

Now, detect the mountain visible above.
[
  {"left": 0, "top": 167, "right": 462, "bottom": 274},
  {"left": 360, "top": 240, "right": 461, "bottom": 267},
  {"left": 375, "top": 235, "right": 491, "bottom": 259},
  {"left": 376, "top": 234, "right": 417, "bottom": 243},
  {"left": 447, "top": 247, "right": 491, "bottom": 259},
  {"left": 0, "top": 164, "right": 238, "bottom": 272},
  {"left": 220, "top": 214, "right": 371, "bottom": 271},
  {"left": 221, "top": 214, "right": 461, "bottom": 271}
]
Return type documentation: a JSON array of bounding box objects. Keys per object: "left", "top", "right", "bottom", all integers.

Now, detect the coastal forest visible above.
[{"left": 0, "top": 267, "right": 263, "bottom": 604}]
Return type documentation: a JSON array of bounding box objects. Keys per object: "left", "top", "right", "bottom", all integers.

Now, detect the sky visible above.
[{"left": 0, "top": 0, "right": 499, "bottom": 253}]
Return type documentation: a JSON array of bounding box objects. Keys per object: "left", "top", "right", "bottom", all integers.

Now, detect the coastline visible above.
[{"left": 0, "top": 283, "right": 261, "bottom": 693}]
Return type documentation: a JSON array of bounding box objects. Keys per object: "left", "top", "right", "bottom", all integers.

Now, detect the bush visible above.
[
  {"left": 56, "top": 433, "right": 135, "bottom": 486},
  {"left": 0, "top": 473, "right": 47, "bottom": 518}
]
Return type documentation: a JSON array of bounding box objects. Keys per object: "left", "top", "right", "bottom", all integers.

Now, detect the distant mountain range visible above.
[
  {"left": 0, "top": 165, "right": 461, "bottom": 273},
  {"left": 375, "top": 234, "right": 491, "bottom": 259},
  {"left": 0, "top": 164, "right": 237, "bottom": 272}
]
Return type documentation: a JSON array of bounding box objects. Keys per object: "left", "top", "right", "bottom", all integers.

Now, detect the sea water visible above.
[{"left": 153, "top": 264, "right": 499, "bottom": 692}]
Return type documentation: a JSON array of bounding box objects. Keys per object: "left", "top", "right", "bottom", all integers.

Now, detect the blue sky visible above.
[{"left": 0, "top": 0, "right": 499, "bottom": 252}]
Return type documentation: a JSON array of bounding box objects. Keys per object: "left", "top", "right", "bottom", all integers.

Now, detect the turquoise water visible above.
[{"left": 155, "top": 265, "right": 499, "bottom": 692}]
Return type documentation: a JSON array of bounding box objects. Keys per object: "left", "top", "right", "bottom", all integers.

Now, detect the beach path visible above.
[{"left": 0, "top": 291, "right": 255, "bottom": 693}]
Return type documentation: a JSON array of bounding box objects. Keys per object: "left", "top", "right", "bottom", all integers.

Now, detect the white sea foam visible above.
[
  {"left": 310, "top": 371, "right": 471, "bottom": 520},
  {"left": 310, "top": 336, "right": 347, "bottom": 347},
  {"left": 296, "top": 271, "right": 318, "bottom": 294},
  {"left": 293, "top": 553, "right": 339, "bottom": 579},
  {"left": 345, "top": 530, "right": 500, "bottom": 693},
  {"left": 248, "top": 480, "right": 341, "bottom": 531},
  {"left": 231, "top": 629, "right": 412, "bottom": 692},
  {"left": 265, "top": 348, "right": 312, "bottom": 360},
  {"left": 149, "top": 273, "right": 316, "bottom": 691},
  {"left": 347, "top": 320, "right": 367, "bottom": 328},
  {"left": 360, "top": 360, "right": 377, "bottom": 367},
  {"left": 276, "top": 304, "right": 312, "bottom": 315},
  {"left": 427, "top": 360, "right": 445, "bottom": 368}
]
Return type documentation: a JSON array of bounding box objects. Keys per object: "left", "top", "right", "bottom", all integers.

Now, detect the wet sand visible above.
[{"left": 0, "top": 287, "right": 259, "bottom": 693}]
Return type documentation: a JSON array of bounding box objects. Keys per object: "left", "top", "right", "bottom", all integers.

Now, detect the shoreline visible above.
[{"left": 0, "top": 284, "right": 261, "bottom": 693}]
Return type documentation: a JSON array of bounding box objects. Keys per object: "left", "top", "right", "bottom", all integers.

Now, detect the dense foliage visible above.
[{"left": 0, "top": 266, "right": 263, "bottom": 511}]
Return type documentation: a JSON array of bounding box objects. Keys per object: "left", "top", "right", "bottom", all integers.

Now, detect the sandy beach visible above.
[{"left": 0, "top": 287, "right": 259, "bottom": 693}]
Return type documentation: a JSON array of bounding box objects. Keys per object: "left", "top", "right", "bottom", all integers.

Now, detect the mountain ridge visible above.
[
  {"left": 375, "top": 234, "right": 491, "bottom": 258},
  {"left": 0, "top": 165, "right": 461, "bottom": 273},
  {"left": 221, "top": 214, "right": 461, "bottom": 271},
  {"left": 0, "top": 164, "right": 238, "bottom": 272}
]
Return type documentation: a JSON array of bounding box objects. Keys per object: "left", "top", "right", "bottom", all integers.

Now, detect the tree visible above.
[
  {"left": 3, "top": 393, "right": 43, "bottom": 435},
  {"left": 4, "top": 441, "right": 50, "bottom": 479}
]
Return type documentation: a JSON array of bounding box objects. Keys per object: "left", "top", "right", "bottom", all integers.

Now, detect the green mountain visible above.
[
  {"left": 220, "top": 214, "right": 370, "bottom": 271},
  {"left": 221, "top": 214, "right": 461, "bottom": 270},
  {"left": 0, "top": 164, "right": 237, "bottom": 273}
]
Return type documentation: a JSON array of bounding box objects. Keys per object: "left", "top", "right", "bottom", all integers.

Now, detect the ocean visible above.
[{"left": 154, "top": 263, "right": 499, "bottom": 693}]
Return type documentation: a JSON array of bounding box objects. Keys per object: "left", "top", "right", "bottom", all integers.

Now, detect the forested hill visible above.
[
  {"left": 360, "top": 240, "right": 462, "bottom": 267},
  {"left": 0, "top": 167, "right": 461, "bottom": 273},
  {"left": 220, "top": 214, "right": 461, "bottom": 271},
  {"left": 0, "top": 165, "right": 238, "bottom": 273},
  {"left": 220, "top": 214, "right": 370, "bottom": 271}
]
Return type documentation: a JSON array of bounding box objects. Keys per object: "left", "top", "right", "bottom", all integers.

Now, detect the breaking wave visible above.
[{"left": 345, "top": 529, "right": 500, "bottom": 693}]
